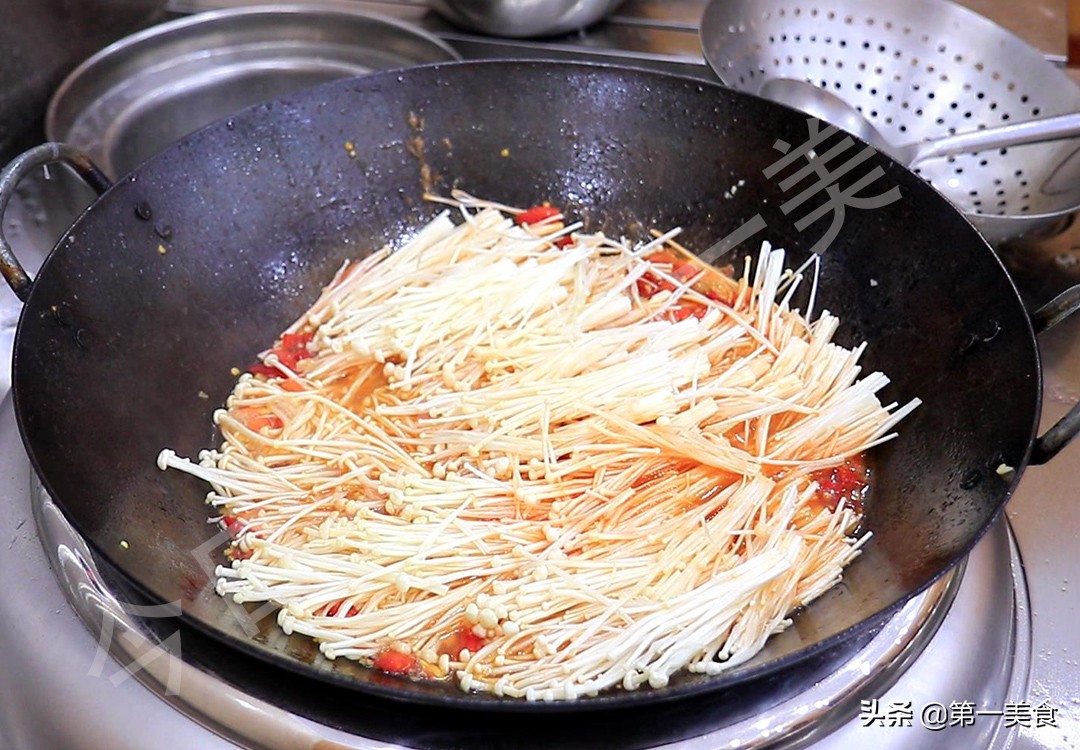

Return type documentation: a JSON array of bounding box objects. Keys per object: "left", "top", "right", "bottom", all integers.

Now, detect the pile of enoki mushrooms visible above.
[{"left": 158, "top": 192, "right": 918, "bottom": 701}]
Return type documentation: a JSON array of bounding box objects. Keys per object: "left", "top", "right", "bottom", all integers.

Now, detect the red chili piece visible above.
[
  {"left": 635, "top": 275, "right": 671, "bottom": 299},
  {"left": 668, "top": 302, "right": 709, "bottom": 321},
  {"left": 810, "top": 455, "right": 870, "bottom": 513},
  {"left": 515, "top": 205, "right": 561, "bottom": 225},
  {"left": 324, "top": 600, "right": 360, "bottom": 618},
  {"left": 637, "top": 250, "right": 729, "bottom": 321},
  {"left": 517, "top": 205, "right": 575, "bottom": 248},
  {"left": 672, "top": 261, "right": 700, "bottom": 283},
  {"left": 373, "top": 649, "right": 418, "bottom": 675},
  {"left": 248, "top": 362, "right": 278, "bottom": 378},
  {"left": 440, "top": 625, "right": 487, "bottom": 659},
  {"left": 249, "top": 330, "right": 314, "bottom": 377},
  {"left": 222, "top": 515, "right": 244, "bottom": 537},
  {"left": 636, "top": 250, "right": 681, "bottom": 301},
  {"left": 244, "top": 412, "right": 283, "bottom": 431}
]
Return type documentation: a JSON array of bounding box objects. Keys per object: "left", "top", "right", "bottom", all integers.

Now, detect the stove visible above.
[{"left": 0, "top": 2, "right": 1077, "bottom": 749}]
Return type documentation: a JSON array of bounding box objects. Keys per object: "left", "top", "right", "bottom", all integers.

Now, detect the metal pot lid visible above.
[{"left": 45, "top": 4, "right": 461, "bottom": 179}]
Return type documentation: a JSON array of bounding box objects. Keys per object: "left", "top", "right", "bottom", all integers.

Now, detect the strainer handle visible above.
[
  {"left": 1028, "top": 284, "right": 1080, "bottom": 464},
  {"left": 909, "top": 112, "right": 1080, "bottom": 165},
  {"left": 0, "top": 143, "right": 112, "bottom": 302}
]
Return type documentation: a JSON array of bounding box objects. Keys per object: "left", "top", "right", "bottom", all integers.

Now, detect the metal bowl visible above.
[
  {"left": 47, "top": 4, "right": 460, "bottom": 179},
  {"left": 430, "top": 0, "right": 625, "bottom": 38}
]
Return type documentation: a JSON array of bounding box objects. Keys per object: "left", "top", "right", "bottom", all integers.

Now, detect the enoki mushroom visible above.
[{"left": 158, "top": 192, "right": 918, "bottom": 701}]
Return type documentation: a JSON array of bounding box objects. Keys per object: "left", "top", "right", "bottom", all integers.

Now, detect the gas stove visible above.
[{"left": 0, "top": 2, "right": 1077, "bottom": 749}]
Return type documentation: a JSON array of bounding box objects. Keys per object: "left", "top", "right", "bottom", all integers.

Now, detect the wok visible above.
[{"left": 1, "top": 61, "right": 1078, "bottom": 710}]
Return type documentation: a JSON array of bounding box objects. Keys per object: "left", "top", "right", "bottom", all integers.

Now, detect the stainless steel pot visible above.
[
  {"left": 429, "top": 0, "right": 625, "bottom": 38},
  {"left": 45, "top": 4, "right": 460, "bottom": 180}
]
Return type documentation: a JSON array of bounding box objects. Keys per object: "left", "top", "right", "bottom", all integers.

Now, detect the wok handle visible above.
[
  {"left": 1029, "top": 284, "right": 1080, "bottom": 465},
  {"left": 0, "top": 143, "right": 112, "bottom": 302}
]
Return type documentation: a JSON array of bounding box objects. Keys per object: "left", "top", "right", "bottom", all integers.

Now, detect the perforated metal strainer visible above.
[{"left": 700, "top": 0, "right": 1080, "bottom": 245}]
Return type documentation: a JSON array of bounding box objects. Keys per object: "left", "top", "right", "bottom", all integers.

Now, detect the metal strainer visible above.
[{"left": 700, "top": 0, "right": 1080, "bottom": 245}]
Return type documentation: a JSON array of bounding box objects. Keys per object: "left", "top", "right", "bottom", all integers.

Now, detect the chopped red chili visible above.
[
  {"left": 635, "top": 274, "right": 675, "bottom": 299},
  {"left": 668, "top": 302, "right": 709, "bottom": 321},
  {"left": 671, "top": 261, "right": 700, "bottom": 283},
  {"left": 222, "top": 515, "right": 244, "bottom": 537},
  {"left": 226, "top": 547, "right": 252, "bottom": 561},
  {"left": 636, "top": 250, "right": 736, "bottom": 320},
  {"left": 440, "top": 625, "right": 487, "bottom": 659},
  {"left": 373, "top": 649, "right": 418, "bottom": 675},
  {"left": 324, "top": 600, "right": 360, "bottom": 618},
  {"left": 515, "top": 205, "right": 561, "bottom": 226},
  {"left": 249, "top": 330, "right": 314, "bottom": 377},
  {"left": 809, "top": 454, "right": 870, "bottom": 514},
  {"left": 243, "top": 412, "right": 283, "bottom": 431}
]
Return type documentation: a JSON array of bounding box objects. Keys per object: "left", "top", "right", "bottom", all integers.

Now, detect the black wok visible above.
[{"left": 1, "top": 61, "right": 1078, "bottom": 710}]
